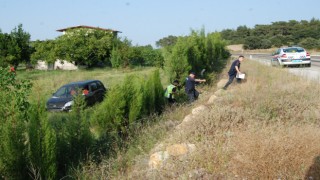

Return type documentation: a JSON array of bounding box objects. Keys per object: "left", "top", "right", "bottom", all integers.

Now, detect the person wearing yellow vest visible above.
[{"left": 164, "top": 80, "right": 179, "bottom": 104}]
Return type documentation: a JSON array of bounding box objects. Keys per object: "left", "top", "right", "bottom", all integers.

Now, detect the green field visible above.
[{"left": 16, "top": 67, "right": 168, "bottom": 104}]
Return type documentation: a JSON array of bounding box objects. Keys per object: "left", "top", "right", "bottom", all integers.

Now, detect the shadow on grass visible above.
[{"left": 305, "top": 156, "right": 320, "bottom": 180}]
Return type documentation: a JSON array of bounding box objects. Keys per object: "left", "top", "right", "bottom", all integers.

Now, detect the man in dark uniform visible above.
[
  {"left": 185, "top": 72, "right": 206, "bottom": 103},
  {"left": 223, "top": 55, "right": 245, "bottom": 90}
]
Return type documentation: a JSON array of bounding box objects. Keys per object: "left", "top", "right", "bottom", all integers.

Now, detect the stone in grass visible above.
[
  {"left": 191, "top": 105, "right": 209, "bottom": 115},
  {"left": 149, "top": 151, "right": 170, "bottom": 169},
  {"left": 175, "top": 114, "right": 194, "bottom": 130},
  {"left": 166, "top": 143, "right": 196, "bottom": 157},
  {"left": 207, "top": 95, "right": 218, "bottom": 104}
]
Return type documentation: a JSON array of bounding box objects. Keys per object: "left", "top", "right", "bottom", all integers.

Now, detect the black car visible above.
[{"left": 46, "top": 80, "right": 107, "bottom": 112}]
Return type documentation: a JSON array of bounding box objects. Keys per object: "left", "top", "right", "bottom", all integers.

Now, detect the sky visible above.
[{"left": 0, "top": 0, "right": 319, "bottom": 46}]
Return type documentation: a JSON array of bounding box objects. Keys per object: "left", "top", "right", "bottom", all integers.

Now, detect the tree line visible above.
[
  {"left": 0, "top": 24, "right": 164, "bottom": 69},
  {"left": 220, "top": 18, "right": 320, "bottom": 50}
]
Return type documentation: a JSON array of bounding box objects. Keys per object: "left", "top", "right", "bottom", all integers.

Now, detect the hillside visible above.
[
  {"left": 96, "top": 58, "right": 320, "bottom": 179},
  {"left": 221, "top": 19, "right": 320, "bottom": 50}
]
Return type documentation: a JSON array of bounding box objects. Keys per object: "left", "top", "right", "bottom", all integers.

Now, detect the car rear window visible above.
[{"left": 283, "top": 48, "right": 305, "bottom": 53}]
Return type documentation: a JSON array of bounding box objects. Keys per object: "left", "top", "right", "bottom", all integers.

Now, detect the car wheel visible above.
[
  {"left": 306, "top": 63, "right": 311, "bottom": 67},
  {"left": 277, "top": 61, "right": 284, "bottom": 68}
]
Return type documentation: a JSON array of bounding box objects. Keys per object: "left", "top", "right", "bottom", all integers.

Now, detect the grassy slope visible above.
[
  {"left": 20, "top": 62, "right": 320, "bottom": 178},
  {"left": 108, "top": 59, "right": 320, "bottom": 179}
]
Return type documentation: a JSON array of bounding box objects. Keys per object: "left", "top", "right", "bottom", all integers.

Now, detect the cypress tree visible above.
[
  {"left": 152, "top": 69, "right": 165, "bottom": 114},
  {"left": 28, "top": 104, "right": 57, "bottom": 179}
]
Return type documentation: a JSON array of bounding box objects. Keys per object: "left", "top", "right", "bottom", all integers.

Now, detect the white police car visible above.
[{"left": 271, "top": 46, "right": 311, "bottom": 67}]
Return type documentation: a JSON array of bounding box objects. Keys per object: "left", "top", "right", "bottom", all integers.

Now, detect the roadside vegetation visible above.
[
  {"left": 0, "top": 26, "right": 230, "bottom": 179},
  {"left": 101, "top": 59, "right": 320, "bottom": 179}
]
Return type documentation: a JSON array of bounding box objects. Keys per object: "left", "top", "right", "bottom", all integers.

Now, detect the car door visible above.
[
  {"left": 83, "top": 83, "right": 96, "bottom": 106},
  {"left": 88, "top": 82, "right": 100, "bottom": 105},
  {"left": 95, "top": 81, "right": 106, "bottom": 102},
  {"left": 272, "top": 49, "right": 280, "bottom": 65}
]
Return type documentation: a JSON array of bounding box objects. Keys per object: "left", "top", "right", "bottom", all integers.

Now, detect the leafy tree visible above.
[
  {"left": 0, "top": 24, "right": 32, "bottom": 68},
  {"left": 0, "top": 32, "right": 10, "bottom": 66},
  {"left": 128, "top": 45, "right": 164, "bottom": 67},
  {"left": 260, "top": 39, "right": 272, "bottom": 49},
  {"left": 235, "top": 25, "right": 251, "bottom": 43},
  {"left": 0, "top": 31, "right": 21, "bottom": 67},
  {"left": 220, "top": 29, "right": 237, "bottom": 43},
  {"left": 270, "top": 35, "right": 286, "bottom": 47},
  {"left": 111, "top": 41, "right": 164, "bottom": 68},
  {"left": 220, "top": 18, "right": 320, "bottom": 49},
  {"left": 156, "top": 35, "right": 178, "bottom": 48},
  {"left": 163, "top": 36, "right": 191, "bottom": 82},
  {"left": 10, "top": 24, "right": 32, "bottom": 66},
  {"left": 244, "top": 36, "right": 266, "bottom": 49},
  {"left": 110, "top": 38, "right": 131, "bottom": 68},
  {"left": 299, "top": 37, "right": 320, "bottom": 50},
  {"left": 128, "top": 46, "right": 144, "bottom": 66},
  {"left": 55, "top": 29, "right": 114, "bottom": 67},
  {"left": 110, "top": 47, "right": 123, "bottom": 68},
  {"left": 31, "top": 40, "right": 57, "bottom": 64},
  {"left": 164, "top": 28, "right": 230, "bottom": 82},
  {"left": 143, "top": 48, "right": 164, "bottom": 67}
]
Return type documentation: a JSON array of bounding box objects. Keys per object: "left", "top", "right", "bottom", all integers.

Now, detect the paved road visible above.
[{"left": 232, "top": 53, "right": 320, "bottom": 83}]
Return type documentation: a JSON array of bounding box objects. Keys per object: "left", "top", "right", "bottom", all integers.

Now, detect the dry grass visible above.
[
  {"left": 230, "top": 124, "right": 320, "bottom": 179},
  {"left": 75, "top": 59, "right": 320, "bottom": 179},
  {"left": 109, "top": 59, "right": 320, "bottom": 179}
]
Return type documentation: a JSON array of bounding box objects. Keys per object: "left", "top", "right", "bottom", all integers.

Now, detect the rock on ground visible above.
[
  {"left": 192, "top": 105, "right": 209, "bottom": 115},
  {"left": 166, "top": 143, "right": 196, "bottom": 157},
  {"left": 149, "top": 151, "right": 169, "bottom": 169},
  {"left": 207, "top": 95, "right": 218, "bottom": 104}
]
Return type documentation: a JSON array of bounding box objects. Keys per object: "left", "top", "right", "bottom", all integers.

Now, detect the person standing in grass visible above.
[
  {"left": 185, "top": 72, "right": 206, "bottom": 103},
  {"left": 223, "top": 55, "right": 245, "bottom": 90}
]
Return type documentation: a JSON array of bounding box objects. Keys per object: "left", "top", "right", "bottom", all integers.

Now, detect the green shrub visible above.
[
  {"left": 164, "top": 28, "right": 230, "bottom": 83},
  {"left": 28, "top": 104, "right": 57, "bottom": 179},
  {"left": 46, "top": 95, "right": 93, "bottom": 177},
  {"left": 298, "top": 37, "right": 320, "bottom": 49},
  {"left": 0, "top": 67, "right": 31, "bottom": 179},
  {"left": 90, "top": 70, "right": 164, "bottom": 150},
  {"left": 153, "top": 69, "right": 165, "bottom": 114}
]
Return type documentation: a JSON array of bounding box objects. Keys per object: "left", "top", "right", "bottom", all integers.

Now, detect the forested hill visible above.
[{"left": 220, "top": 18, "right": 320, "bottom": 50}]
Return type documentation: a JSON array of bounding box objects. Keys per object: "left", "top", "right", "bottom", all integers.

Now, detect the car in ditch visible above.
[
  {"left": 271, "top": 46, "right": 311, "bottom": 67},
  {"left": 46, "top": 80, "right": 107, "bottom": 112}
]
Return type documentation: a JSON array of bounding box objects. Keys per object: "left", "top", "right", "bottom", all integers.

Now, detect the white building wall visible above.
[
  {"left": 54, "top": 60, "right": 78, "bottom": 70},
  {"left": 35, "top": 60, "right": 48, "bottom": 70},
  {"left": 35, "top": 60, "right": 78, "bottom": 70}
]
